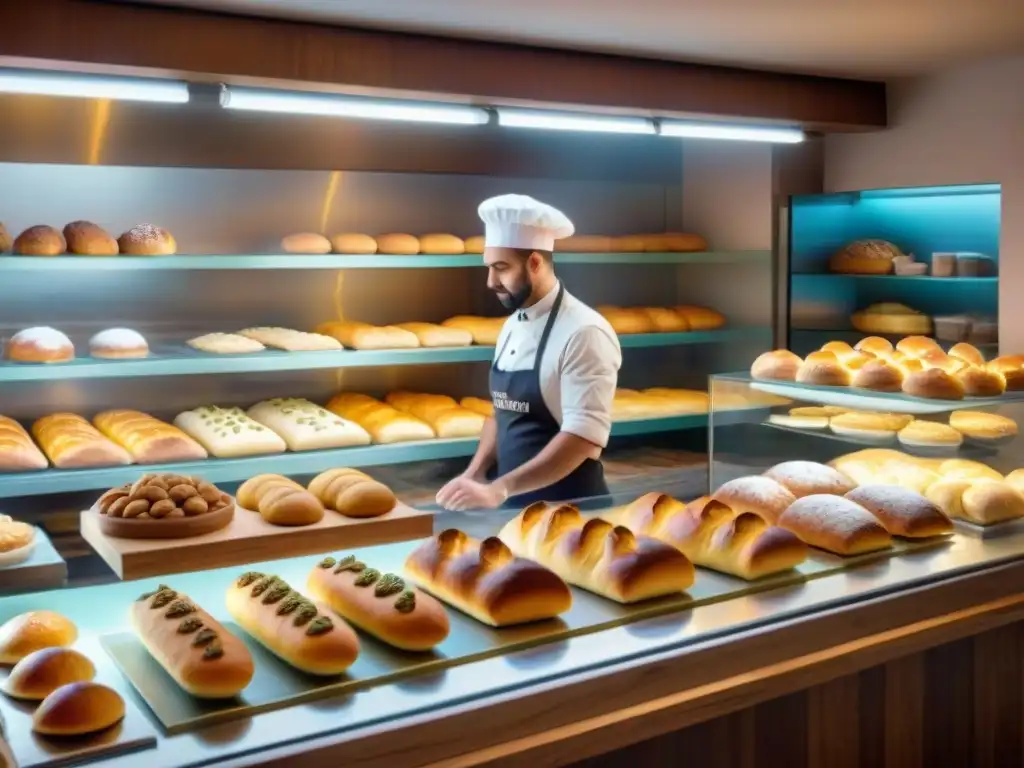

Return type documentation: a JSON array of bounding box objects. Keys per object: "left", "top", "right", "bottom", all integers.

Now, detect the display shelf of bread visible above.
[
  {"left": 597, "top": 305, "right": 726, "bottom": 335},
  {"left": 0, "top": 221, "right": 175, "bottom": 257}
]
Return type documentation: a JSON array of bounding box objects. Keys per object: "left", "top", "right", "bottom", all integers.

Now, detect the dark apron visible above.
[{"left": 490, "top": 284, "right": 609, "bottom": 506}]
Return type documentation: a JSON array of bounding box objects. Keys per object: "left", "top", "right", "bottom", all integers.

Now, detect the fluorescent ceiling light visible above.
[
  {"left": 221, "top": 86, "right": 488, "bottom": 125},
  {"left": 659, "top": 120, "right": 804, "bottom": 143},
  {"left": 498, "top": 108, "right": 655, "bottom": 135},
  {"left": 0, "top": 70, "right": 189, "bottom": 103}
]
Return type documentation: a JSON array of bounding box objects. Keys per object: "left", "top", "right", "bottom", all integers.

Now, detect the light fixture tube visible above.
[
  {"left": 659, "top": 120, "right": 804, "bottom": 143},
  {"left": 221, "top": 86, "right": 489, "bottom": 125},
  {"left": 497, "top": 108, "right": 656, "bottom": 135},
  {"left": 0, "top": 70, "right": 189, "bottom": 103}
]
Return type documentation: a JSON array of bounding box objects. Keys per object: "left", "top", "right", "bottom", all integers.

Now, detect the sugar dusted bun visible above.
[
  {"left": 3, "top": 647, "right": 96, "bottom": 700},
  {"left": 63, "top": 221, "right": 118, "bottom": 255},
  {"left": 949, "top": 410, "right": 1017, "bottom": 442},
  {"left": 330, "top": 233, "right": 378, "bottom": 254},
  {"left": 119, "top": 224, "right": 176, "bottom": 255},
  {"left": 855, "top": 336, "right": 894, "bottom": 356},
  {"left": 711, "top": 475, "right": 796, "bottom": 524},
  {"left": 852, "top": 359, "right": 904, "bottom": 392},
  {"left": 956, "top": 365, "right": 1005, "bottom": 396},
  {"left": 897, "top": 420, "right": 963, "bottom": 448},
  {"left": 768, "top": 406, "right": 832, "bottom": 429},
  {"left": 778, "top": 494, "right": 892, "bottom": 555},
  {"left": 750, "top": 349, "right": 802, "bottom": 381},
  {"left": 32, "top": 682, "right": 125, "bottom": 736},
  {"left": 89, "top": 328, "right": 149, "bottom": 359},
  {"left": 987, "top": 356, "right": 1024, "bottom": 391},
  {"left": 844, "top": 485, "right": 953, "bottom": 538},
  {"left": 763, "top": 460, "right": 856, "bottom": 498},
  {"left": 949, "top": 343, "right": 985, "bottom": 366},
  {"left": 0, "top": 611, "right": 77, "bottom": 664},
  {"left": 4, "top": 326, "right": 74, "bottom": 363},
  {"left": 902, "top": 368, "right": 965, "bottom": 400},
  {"left": 896, "top": 335, "right": 941, "bottom": 358},
  {"left": 830, "top": 411, "right": 911, "bottom": 440},
  {"left": 796, "top": 351, "right": 851, "bottom": 387},
  {"left": 13, "top": 225, "right": 65, "bottom": 256}
]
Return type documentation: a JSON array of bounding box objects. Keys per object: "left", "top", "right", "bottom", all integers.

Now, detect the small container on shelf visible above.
[
  {"left": 933, "top": 315, "right": 973, "bottom": 342},
  {"left": 930, "top": 252, "right": 956, "bottom": 277},
  {"left": 968, "top": 317, "right": 998, "bottom": 345},
  {"left": 955, "top": 252, "right": 996, "bottom": 277}
]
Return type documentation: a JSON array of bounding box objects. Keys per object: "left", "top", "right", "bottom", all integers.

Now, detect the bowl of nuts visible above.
[{"left": 94, "top": 474, "right": 235, "bottom": 539}]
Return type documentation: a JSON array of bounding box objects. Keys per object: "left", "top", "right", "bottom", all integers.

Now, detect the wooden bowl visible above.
[{"left": 96, "top": 500, "right": 234, "bottom": 540}]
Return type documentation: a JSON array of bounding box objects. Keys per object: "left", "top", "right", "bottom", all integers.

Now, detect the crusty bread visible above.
[
  {"left": 418, "top": 234, "right": 465, "bottom": 255},
  {"left": 327, "top": 392, "right": 435, "bottom": 444},
  {"left": 830, "top": 240, "right": 902, "bottom": 275},
  {"left": 711, "top": 475, "right": 796, "bottom": 525},
  {"left": 3, "top": 647, "right": 95, "bottom": 700},
  {"left": 130, "top": 584, "right": 254, "bottom": 698},
  {"left": 281, "top": 233, "right": 331, "bottom": 254},
  {"left": 0, "top": 415, "right": 49, "bottom": 472},
  {"left": 13, "top": 225, "right": 65, "bottom": 256},
  {"left": 307, "top": 468, "right": 397, "bottom": 518},
  {"left": 32, "top": 682, "right": 125, "bottom": 736},
  {"left": 925, "top": 479, "right": 1024, "bottom": 525},
  {"left": 32, "top": 413, "right": 132, "bottom": 469},
  {"left": 316, "top": 321, "right": 420, "bottom": 350},
  {"left": 63, "top": 221, "right": 118, "bottom": 256},
  {"left": 226, "top": 571, "right": 358, "bottom": 675},
  {"left": 376, "top": 233, "right": 420, "bottom": 255},
  {"left": 0, "top": 611, "right": 77, "bottom": 664},
  {"left": 331, "top": 233, "right": 377, "bottom": 254},
  {"left": 777, "top": 495, "right": 892, "bottom": 555},
  {"left": 404, "top": 529, "right": 572, "bottom": 626},
  {"left": 385, "top": 391, "right": 486, "bottom": 438},
  {"left": 675, "top": 305, "right": 726, "bottom": 330},
  {"left": 617, "top": 493, "right": 807, "bottom": 580},
  {"left": 646, "top": 232, "right": 709, "bottom": 252},
  {"left": 499, "top": 503, "right": 694, "bottom": 603},
  {"left": 441, "top": 315, "right": 506, "bottom": 345},
  {"left": 93, "top": 410, "right": 208, "bottom": 464},
  {"left": 763, "top": 460, "right": 857, "bottom": 498},
  {"left": 235, "top": 474, "right": 324, "bottom": 526},
  {"left": 118, "top": 224, "right": 176, "bottom": 256},
  {"left": 844, "top": 485, "right": 952, "bottom": 537},
  {"left": 307, "top": 554, "right": 450, "bottom": 651},
  {"left": 641, "top": 307, "right": 688, "bottom": 332},
  {"left": 394, "top": 322, "right": 472, "bottom": 347},
  {"left": 750, "top": 350, "right": 802, "bottom": 381},
  {"left": 173, "top": 406, "right": 287, "bottom": 458},
  {"left": 609, "top": 235, "right": 646, "bottom": 252}
]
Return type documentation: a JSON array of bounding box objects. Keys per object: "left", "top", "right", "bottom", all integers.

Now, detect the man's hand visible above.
[{"left": 436, "top": 476, "right": 506, "bottom": 511}]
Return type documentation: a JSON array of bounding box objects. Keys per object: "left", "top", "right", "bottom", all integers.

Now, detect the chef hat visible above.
[{"left": 477, "top": 194, "right": 575, "bottom": 252}]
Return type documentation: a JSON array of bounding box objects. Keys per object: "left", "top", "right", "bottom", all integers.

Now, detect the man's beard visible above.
[{"left": 495, "top": 277, "right": 532, "bottom": 311}]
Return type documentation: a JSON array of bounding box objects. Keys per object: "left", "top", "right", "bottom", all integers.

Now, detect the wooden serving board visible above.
[
  {"left": 0, "top": 528, "right": 67, "bottom": 595},
  {"left": 81, "top": 502, "right": 432, "bottom": 581}
]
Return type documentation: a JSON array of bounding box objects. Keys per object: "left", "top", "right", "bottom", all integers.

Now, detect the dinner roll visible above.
[
  {"left": 987, "top": 356, "right": 1024, "bottom": 391},
  {"left": 419, "top": 234, "right": 466, "bottom": 255},
  {"left": 0, "top": 611, "right": 77, "bottom": 664},
  {"left": 3, "top": 647, "right": 96, "bottom": 700},
  {"left": 896, "top": 336, "right": 942, "bottom": 358},
  {"left": 956, "top": 366, "right": 1006, "bottom": 397},
  {"left": 750, "top": 350, "right": 802, "bottom": 381},
  {"left": 281, "top": 233, "right": 331, "bottom": 254},
  {"left": 376, "top": 233, "right": 420, "bottom": 255},
  {"left": 902, "top": 368, "right": 965, "bottom": 400},
  {"left": 331, "top": 233, "right": 378, "bottom": 254},
  {"left": 852, "top": 359, "right": 904, "bottom": 392},
  {"left": 14, "top": 225, "right": 65, "bottom": 256},
  {"left": 796, "top": 351, "right": 851, "bottom": 387},
  {"left": 949, "top": 342, "right": 985, "bottom": 366},
  {"left": 119, "top": 224, "right": 176, "bottom": 255},
  {"left": 33, "top": 681, "right": 125, "bottom": 736},
  {"left": 63, "top": 221, "right": 118, "bottom": 256},
  {"left": 855, "top": 336, "right": 894, "bottom": 356}
]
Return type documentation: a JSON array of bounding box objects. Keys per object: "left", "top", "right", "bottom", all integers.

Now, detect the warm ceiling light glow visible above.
[
  {"left": 0, "top": 70, "right": 189, "bottom": 103},
  {"left": 221, "top": 86, "right": 489, "bottom": 125},
  {"left": 660, "top": 121, "right": 804, "bottom": 143},
  {"left": 497, "top": 108, "right": 656, "bottom": 135}
]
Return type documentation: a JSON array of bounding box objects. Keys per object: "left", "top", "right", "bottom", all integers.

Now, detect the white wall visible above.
[{"left": 825, "top": 55, "right": 1024, "bottom": 351}]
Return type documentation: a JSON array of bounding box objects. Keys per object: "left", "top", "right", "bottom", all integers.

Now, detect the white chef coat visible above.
[{"left": 493, "top": 281, "right": 622, "bottom": 447}]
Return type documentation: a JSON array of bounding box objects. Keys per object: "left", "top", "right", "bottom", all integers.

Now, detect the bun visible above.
[
  {"left": 949, "top": 410, "right": 1018, "bottom": 442},
  {"left": 4, "top": 326, "right": 74, "bottom": 363},
  {"left": 750, "top": 349, "right": 802, "bottom": 381},
  {"left": 844, "top": 485, "right": 952, "bottom": 537},
  {"left": 897, "top": 420, "right": 963, "bottom": 448},
  {"left": 830, "top": 239, "right": 902, "bottom": 275},
  {"left": 95, "top": 474, "right": 234, "bottom": 539},
  {"left": 902, "top": 368, "right": 965, "bottom": 399},
  {"left": 830, "top": 411, "right": 912, "bottom": 439},
  {"left": 226, "top": 572, "right": 358, "bottom": 675},
  {"left": 796, "top": 351, "right": 851, "bottom": 387},
  {"left": 93, "top": 410, "right": 208, "bottom": 463},
  {"left": 13, "top": 225, "right": 65, "bottom": 256},
  {"left": 32, "top": 413, "right": 132, "bottom": 469},
  {"left": 307, "top": 554, "right": 450, "bottom": 651},
  {"left": 829, "top": 448, "right": 939, "bottom": 493},
  {"left": 236, "top": 326, "right": 342, "bottom": 351},
  {"left": 376, "top": 233, "right": 420, "bottom": 255},
  {"left": 63, "top": 221, "right": 118, "bottom": 255},
  {"left": 464, "top": 235, "right": 485, "bottom": 254},
  {"left": 778, "top": 495, "right": 892, "bottom": 555},
  {"left": 330, "top": 233, "right": 377, "bottom": 254},
  {"left": 929, "top": 458, "right": 1002, "bottom": 482},
  {"left": 618, "top": 493, "right": 807, "bottom": 580},
  {"left": 896, "top": 335, "right": 942, "bottom": 358},
  {"left": 0, "top": 222, "right": 11, "bottom": 252},
  {"left": 556, "top": 235, "right": 613, "bottom": 253},
  {"left": 281, "top": 233, "right": 331, "bottom": 254},
  {"left": 0, "top": 611, "right": 77, "bottom": 664},
  {"left": 33, "top": 682, "right": 124, "bottom": 736},
  {"left": 440, "top": 316, "right": 506, "bottom": 345},
  {"left": 89, "top": 328, "right": 149, "bottom": 359},
  {"left": 855, "top": 336, "right": 894, "bottom": 355},
  {"left": 307, "top": 468, "right": 397, "bottom": 518},
  {"left": 925, "top": 479, "right": 1024, "bottom": 525},
  {"left": 3, "top": 647, "right": 95, "bottom": 700},
  {"left": 418, "top": 234, "right": 465, "bottom": 255},
  {"left": 0, "top": 514, "right": 36, "bottom": 566},
  {"left": 316, "top": 321, "right": 420, "bottom": 350},
  {"left": 246, "top": 398, "right": 370, "bottom": 451},
  {"left": 768, "top": 406, "right": 831, "bottom": 430},
  {"left": 187, "top": 332, "right": 266, "bottom": 354},
  {"left": 597, "top": 307, "right": 655, "bottom": 335},
  {"left": 0, "top": 415, "right": 49, "bottom": 472},
  {"left": 385, "top": 391, "right": 486, "bottom": 438},
  {"left": 987, "top": 356, "right": 1024, "bottom": 390},
  {"left": 404, "top": 529, "right": 572, "bottom": 626},
  {"left": 956, "top": 366, "right": 1005, "bottom": 396},
  {"left": 460, "top": 396, "right": 494, "bottom": 418},
  {"left": 711, "top": 475, "right": 796, "bottom": 524},
  {"left": 852, "top": 360, "right": 904, "bottom": 391},
  {"left": 174, "top": 405, "right": 287, "bottom": 458},
  {"left": 949, "top": 343, "right": 985, "bottom": 366},
  {"left": 394, "top": 322, "right": 472, "bottom": 347},
  {"left": 763, "top": 460, "right": 856, "bottom": 498},
  {"left": 852, "top": 304, "right": 932, "bottom": 336},
  {"left": 326, "top": 393, "right": 435, "bottom": 444},
  {"left": 235, "top": 474, "right": 324, "bottom": 526},
  {"left": 675, "top": 305, "right": 726, "bottom": 330},
  {"left": 499, "top": 503, "right": 694, "bottom": 603},
  {"left": 118, "top": 224, "right": 176, "bottom": 256}
]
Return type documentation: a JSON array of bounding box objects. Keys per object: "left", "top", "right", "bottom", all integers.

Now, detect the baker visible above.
[{"left": 436, "top": 194, "right": 622, "bottom": 511}]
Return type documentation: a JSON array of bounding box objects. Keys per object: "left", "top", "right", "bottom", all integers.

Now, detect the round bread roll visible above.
[
  {"left": 949, "top": 410, "right": 1018, "bottom": 442},
  {"left": 902, "top": 368, "right": 965, "bottom": 400},
  {"left": 63, "top": 221, "right": 118, "bottom": 256},
  {"left": 830, "top": 411, "right": 911, "bottom": 440},
  {"left": 89, "top": 328, "right": 149, "bottom": 359},
  {"left": 896, "top": 335, "right": 942, "bottom": 358},
  {"left": 376, "top": 233, "right": 420, "bottom": 255},
  {"left": 0, "top": 611, "right": 77, "bottom": 664},
  {"left": 4, "top": 326, "right": 74, "bottom": 363},
  {"left": 0, "top": 222, "right": 11, "bottom": 252},
  {"left": 333, "top": 478, "right": 396, "bottom": 518},
  {"left": 852, "top": 359, "right": 904, "bottom": 392},
  {"left": 956, "top": 365, "right": 1005, "bottom": 397},
  {"left": 763, "top": 460, "right": 856, "bottom": 498},
  {"left": 842, "top": 351, "right": 874, "bottom": 371},
  {"left": 917, "top": 349, "right": 954, "bottom": 370},
  {"left": 949, "top": 342, "right": 985, "bottom": 366},
  {"left": 925, "top": 479, "right": 1024, "bottom": 525},
  {"left": 844, "top": 485, "right": 953, "bottom": 538},
  {"left": 419, "top": 234, "right": 466, "bottom": 255},
  {"left": 33, "top": 681, "right": 125, "bottom": 736},
  {"left": 829, "top": 239, "right": 902, "bottom": 275},
  {"left": 711, "top": 475, "right": 796, "bottom": 525},
  {"left": 13, "top": 225, "right": 65, "bottom": 256},
  {"left": 330, "top": 233, "right": 378, "bottom": 254},
  {"left": 897, "top": 420, "right": 963, "bottom": 448},
  {"left": 767, "top": 406, "right": 832, "bottom": 430},
  {"left": 464, "top": 235, "right": 485, "bottom": 254},
  {"left": 3, "top": 647, "right": 96, "bottom": 700},
  {"left": 796, "top": 351, "right": 851, "bottom": 387},
  {"left": 855, "top": 336, "right": 894, "bottom": 356},
  {"left": 281, "top": 233, "right": 331, "bottom": 254},
  {"left": 819, "top": 340, "right": 857, "bottom": 360},
  {"left": 987, "top": 356, "right": 1024, "bottom": 391},
  {"left": 119, "top": 224, "right": 176, "bottom": 256},
  {"left": 750, "top": 349, "right": 802, "bottom": 381},
  {"left": 852, "top": 304, "right": 932, "bottom": 336}
]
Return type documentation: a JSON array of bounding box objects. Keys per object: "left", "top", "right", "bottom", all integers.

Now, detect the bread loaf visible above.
[
  {"left": 236, "top": 327, "right": 342, "bottom": 352},
  {"left": 844, "top": 485, "right": 952, "bottom": 537},
  {"left": 307, "top": 554, "right": 450, "bottom": 651},
  {"left": 32, "top": 413, "right": 132, "bottom": 468},
  {"left": 3, "top": 647, "right": 95, "bottom": 700},
  {"left": 675, "top": 305, "right": 726, "bottom": 330},
  {"left": 460, "top": 396, "right": 494, "bottom": 418},
  {"left": 281, "top": 233, "right": 331, "bottom": 254},
  {"left": 32, "top": 682, "right": 125, "bottom": 736},
  {"left": 4, "top": 326, "right": 74, "bottom": 363},
  {"left": 750, "top": 350, "right": 802, "bottom": 381},
  {"left": 235, "top": 474, "right": 324, "bottom": 526},
  {"left": 617, "top": 493, "right": 807, "bottom": 580},
  {"left": 118, "top": 224, "right": 176, "bottom": 256},
  {"left": 830, "top": 240, "right": 902, "bottom": 275},
  {"left": 555, "top": 235, "right": 613, "bottom": 253},
  {"left": 418, "top": 234, "right": 465, "bottom": 255},
  {"left": 307, "top": 468, "right": 397, "bottom": 518},
  {"left": 851, "top": 303, "right": 932, "bottom": 335},
  {"left": 763, "top": 460, "right": 856, "bottom": 498},
  {"left": 13, "top": 225, "right": 65, "bottom": 256},
  {"left": 93, "top": 410, "right": 208, "bottom": 463},
  {"left": 647, "top": 232, "right": 709, "bottom": 252},
  {"left": 925, "top": 479, "right": 1024, "bottom": 525},
  {"left": 641, "top": 307, "right": 688, "bottom": 332},
  {"left": 777, "top": 495, "right": 892, "bottom": 555},
  {"left": 226, "top": 571, "right": 358, "bottom": 675},
  {"left": 173, "top": 406, "right": 287, "bottom": 458},
  {"left": 246, "top": 398, "right": 370, "bottom": 451},
  {"left": 63, "top": 221, "right": 118, "bottom": 256},
  {"left": 130, "top": 584, "right": 254, "bottom": 698},
  {"left": 315, "top": 321, "right": 420, "bottom": 350},
  {"left": 440, "top": 316, "right": 506, "bottom": 345},
  {"left": 0, "top": 611, "right": 77, "bottom": 664},
  {"left": 331, "top": 233, "right": 377, "bottom": 254},
  {"left": 0, "top": 415, "right": 49, "bottom": 472},
  {"left": 326, "top": 393, "right": 435, "bottom": 444},
  {"left": 499, "top": 503, "right": 694, "bottom": 602},
  {"left": 711, "top": 476, "right": 796, "bottom": 524},
  {"left": 597, "top": 307, "right": 655, "bottom": 335},
  {"left": 404, "top": 529, "right": 572, "bottom": 626},
  {"left": 376, "top": 233, "right": 420, "bottom": 255},
  {"left": 187, "top": 332, "right": 266, "bottom": 354},
  {"left": 394, "top": 322, "right": 472, "bottom": 347},
  {"left": 385, "top": 391, "right": 486, "bottom": 438}
]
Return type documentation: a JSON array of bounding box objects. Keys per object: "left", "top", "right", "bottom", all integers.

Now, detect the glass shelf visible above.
[{"left": 792, "top": 273, "right": 997, "bottom": 283}]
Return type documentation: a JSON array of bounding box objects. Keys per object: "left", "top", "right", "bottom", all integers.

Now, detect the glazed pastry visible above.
[
  {"left": 3, "top": 647, "right": 96, "bottom": 700},
  {"left": 307, "top": 468, "right": 397, "bottom": 518},
  {"left": 0, "top": 611, "right": 77, "bottom": 664}
]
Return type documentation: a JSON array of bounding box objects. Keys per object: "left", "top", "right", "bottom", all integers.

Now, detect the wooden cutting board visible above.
[{"left": 81, "top": 502, "right": 432, "bottom": 581}]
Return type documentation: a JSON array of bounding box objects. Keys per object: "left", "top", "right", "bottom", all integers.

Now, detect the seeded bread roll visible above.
[
  {"left": 844, "top": 485, "right": 953, "bottom": 538},
  {"left": 32, "top": 682, "right": 125, "bottom": 736},
  {"left": 777, "top": 495, "right": 892, "bottom": 555},
  {"left": 711, "top": 475, "right": 796, "bottom": 525},
  {"left": 13, "top": 225, "right": 65, "bottom": 256},
  {"left": 763, "top": 460, "right": 856, "bottom": 498},
  {"left": 63, "top": 221, "right": 118, "bottom": 256},
  {"left": 118, "top": 224, "right": 176, "bottom": 256}
]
